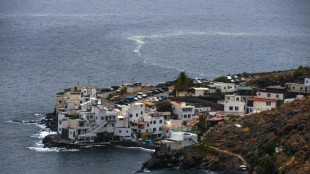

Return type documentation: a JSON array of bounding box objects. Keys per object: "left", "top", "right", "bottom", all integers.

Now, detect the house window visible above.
[
  {"left": 141, "top": 111, "right": 143, "bottom": 115},
  {"left": 147, "top": 124, "right": 149, "bottom": 127},
  {"left": 184, "top": 115, "right": 187, "bottom": 118},
  {"left": 136, "top": 113, "right": 138, "bottom": 117},
  {"left": 258, "top": 93, "right": 261, "bottom": 96},
  {"left": 224, "top": 87, "right": 226, "bottom": 89},
  {"left": 266, "top": 102, "right": 271, "bottom": 106},
  {"left": 112, "top": 124, "right": 114, "bottom": 127},
  {"left": 188, "top": 115, "right": 191, "bottom": 118},
  {"left": 59, "top": 121, "right": 61, "bottom": 124},
  {"left": 59, "top": 101, "right": 62, "bottom": 104},
  {"left": 153, "top": 128, "right": 156, "bottom": 132},
  {"left": 90, "top": 115, "right": 93, "bottom": 119},
  {"left": 160, "top": 120, "right": 162, "bottom": 124},
  {"left": 126, "top": 130, "right": 128, "bottom": 133},
  {"left": 101, "top": 117, "right": 104, "bottom": 120},
  {"left": 267, "top": 94, "right": 271, "bottom": 97},
  {"left": 119, "top": 130, "right": 122, "bottom": 133},
  {"left": 276, "top": 95, "right": 279, "bottom": 98},
  {"left": 293, "top": 87, "right": 295, "bottom": 89},
  {"left": 130, "top": 114, "right": 132, "bottom": 118},
  {"left": 154, "top": 120, "right": 156, "bottom": 124},
  {"left": 235, "top": 107, "right": 239, "bottom": 111},
  {"left": 229, "top": 106, "right": 233, "bottom": 111},
  {"left": 300, "top": 87, "right": 303, "bottom": 90}
]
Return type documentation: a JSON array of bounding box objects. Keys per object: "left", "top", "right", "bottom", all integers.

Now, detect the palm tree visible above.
[{"left": 173, "top": 72, "right": 194, "bottom": 92}]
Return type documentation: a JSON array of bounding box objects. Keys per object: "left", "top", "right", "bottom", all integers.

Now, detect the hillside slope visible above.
[{"left": 141, "top": 97, "right": 310, "bottom": 173}]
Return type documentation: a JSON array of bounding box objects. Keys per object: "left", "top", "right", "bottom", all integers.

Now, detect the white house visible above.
[
  {"left": 224, "top": 94, "right": 245, "bottom": 116},
  {"left": 246, "top": 98, "right": 276, "bottom": 114},
  {"left": 305, "top": 78, "right": 310, "bottom": 86},
  {"left": 286, "top": 78, "right": 310, "bottom": 94},
  {"left": 256, "top": 91, "right": 284, "bottom": 100},
  {"left": 145, "top": 113, "right": 165, "bottom": 137},
  {"left": 171, "top": 102, "right": 195, "bottom": 120},
  {"left": 127, "top": 102, "right": 146, "bottom": 123},
  {"left": 213, "top": 82, "right": 238, "bottom": 93},
  {"left": 191, "top": 87, "right": 209, "bottom": 97},
  {"left": 195, "top": 106, "right": 211, "bottom": 113},
  {"left": 160, "top": 132, "right": 198, "bottom": 152}
]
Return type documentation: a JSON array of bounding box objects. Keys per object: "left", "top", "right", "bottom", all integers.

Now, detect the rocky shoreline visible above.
[{"left": 138, "top": 146, "right": 247, "bottom": 173}]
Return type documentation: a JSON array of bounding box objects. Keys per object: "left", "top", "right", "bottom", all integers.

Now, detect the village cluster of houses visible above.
[
  {"left": 176, "top": 78, "right": 309, "bottom": 116},
  {"left": 54, "top": 77, "right": 309, "bottom": 151}
]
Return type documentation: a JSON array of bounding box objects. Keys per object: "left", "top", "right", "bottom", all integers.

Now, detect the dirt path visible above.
[{"left": 210, "top": 146, "right": 247, "bottom": 165}]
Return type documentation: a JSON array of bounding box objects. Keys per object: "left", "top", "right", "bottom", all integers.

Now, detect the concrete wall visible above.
[
  {"left": 224, "top": 101, "right": 245, "bottom": 116},
  {"left": 257, "top": 91, "right": 284, "bottom": 100},
  {"left": 253, "top": 101, "right": 276, "bottom": 112},
  {"left": 114, "top": 128, "right": 131, "bottom": 137}
]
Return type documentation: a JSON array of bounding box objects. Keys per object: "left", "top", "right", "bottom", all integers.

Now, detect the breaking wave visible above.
[
  {"left": 27, "top": 142, "right": 79, "bottom": 152},
  {"left": 31, "top": 130, "right": 57, "bottom": 139}
]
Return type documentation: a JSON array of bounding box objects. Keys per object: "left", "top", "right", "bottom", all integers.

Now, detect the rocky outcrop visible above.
[
  {"left": 42, "top": 134, "right": 83, "bottom": 148},
  {"left": 140, "top": 145, "right": 245, "bottom": 172},
  {"left": 39, "top": 112, "right": 57, "bottom": 131}
]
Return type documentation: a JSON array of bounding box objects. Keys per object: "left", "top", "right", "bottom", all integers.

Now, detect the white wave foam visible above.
[
  {"left": 35, "top": 124, "right": 46, "bottom": 129},
  {"left": 31, "top": 130, "right": 57, "bottom": 139},
  {"left": 27, "top": 146, "right": 80, "bottom": 152},
  {"left": 128, "top": 36, "right": 145, "bottom": 55},
  {"left": 116, "top": 146, "right": 155, "bottom": 152},
  {"left": 27, "top": 140, "right": 79, "bottom": 152},
  {"left": 33, "top": 113, "right": 43, "bottom": 116}
]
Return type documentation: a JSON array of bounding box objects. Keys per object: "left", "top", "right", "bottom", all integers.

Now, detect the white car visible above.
[{"left": 153, "top": 97, "right": 159, "bottom": 102}]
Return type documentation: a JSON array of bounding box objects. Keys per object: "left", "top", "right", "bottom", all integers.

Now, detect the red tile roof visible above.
[
  {"left": 171, "top": 102, "right": 183, "bottom": 106},
  {"left": 210, "top": 117, "right": 224, "bottom": 121},
  {"left": 138, "top": 121, "right": 147, "bottom": 125},
  {"left": 247, "top": 98, "right": 276, "bottom": 102},
  {"left": 161, "top": 125, "right": 170, "bottom": 130},
  {"left": 267, "top": 86, "right": 286, "bottom": 90}
]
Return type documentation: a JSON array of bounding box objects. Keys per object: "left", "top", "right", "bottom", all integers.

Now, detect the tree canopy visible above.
[{"left": 173, "top": 72, "right": 194, "bottom": 91}]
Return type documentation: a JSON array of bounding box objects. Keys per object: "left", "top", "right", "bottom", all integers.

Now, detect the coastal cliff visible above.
[{"left": 141, "top": 96, "right": 310, "bottom": 173}]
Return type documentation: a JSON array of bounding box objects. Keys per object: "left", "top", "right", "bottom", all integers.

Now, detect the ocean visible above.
[{"left": 0, "top": 0, "right": 309, "bottom": 173}]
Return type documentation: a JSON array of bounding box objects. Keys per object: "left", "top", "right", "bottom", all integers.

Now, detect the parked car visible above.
[
  {"left": 156, "top": 83, "right": 166, "bottom": 88},
  {"left": 142, "top": 94, "right": 147, "bottom": 98},
  {"left": 153, "top": 97, "right": 159, "bottom": 102},
  {"left": 161, "top": 87, "right": 169, "bottom": 92},
  {"left": 161, "top": 95, "right": 168, "bottom": 100},
  {"left": 240, "top": 77, "right": 246, "bottom": 82},
  {"left": 124, "top": 96, "right": 135, "bottom": 102},
  {"left": 110, "top": 95, "right": 120, "bottom": 101},
  {"left": 137, "top": 92, "right": 144, "bottom": 95},
  {"left": 137, "top": 95, "right": 143, "bottom": 99},
  {"left": 146, "top": 91, "right": 153, "bottom": 96},
  {"left": 134, "top": 97, "right": 138, "bottom": 101},
  {"left": 156, "top": 89, "right": 165, "bottom": 93}
]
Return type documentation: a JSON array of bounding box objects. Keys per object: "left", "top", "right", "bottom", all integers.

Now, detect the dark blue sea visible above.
[{"left": 0, "top": 0, "right": 309, "bottom": 173}]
